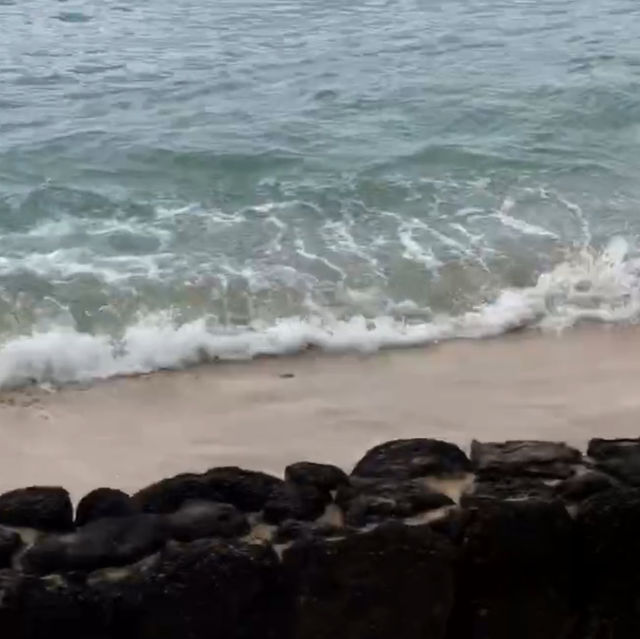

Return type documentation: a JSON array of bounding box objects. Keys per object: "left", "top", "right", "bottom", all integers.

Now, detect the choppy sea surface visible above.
[{"left": 2, "top": 0, "right": 640, "bottom": 387}]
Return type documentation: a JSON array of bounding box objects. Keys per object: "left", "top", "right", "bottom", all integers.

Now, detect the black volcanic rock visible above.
[
  {"left": 556, "top": 471, "right": 618, "bottom": 502},
  {"left": 0, "top": 528, "right": 22, "bottom": 568},
  {"left": 471, "top": 440, "right": 581, "bottom": 479},
  {"left": 352, "top": 438, "right": 470, "bottom": 479},
  {"left": 133, "top": 467, "right": 283, "bottom": 514},
  {"left": 75, "top": 488, "right": 137, "bottom": 527},
  {"left": 0, "top": 487, "right": 73, "bottom": 532},
  {"left": 337, "top": 477, "right": 453, "bottom": 526},
  {"left": 283, "top": 521, "right": 455, "bottom": 639},
  {"left": 167, "top": 501, "right": 249, "bottom": 541},
  {"left": 285, "top": 462, "right": 348, "bottom": 492},
  {"left": 462, "top": 476, "right": 555, "bottom": 504},
  {"left": 23, "top": 514, "right": 168, "bottom": 574},
  {"left": 449, "top": 498, "right": 576, "bottom": 639},
  {"left": 587, "top": 438, "right": 640, "bottom": 485},
  {"left": 263, "top": 483, "right": 329, "bottom": 525}
]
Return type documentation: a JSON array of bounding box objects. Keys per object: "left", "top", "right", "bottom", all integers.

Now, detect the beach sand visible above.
[{"left": 1, "top": 325, "right": 640, "bottom": 499}]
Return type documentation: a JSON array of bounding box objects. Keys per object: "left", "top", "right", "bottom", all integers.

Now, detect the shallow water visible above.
[{"left": 2, "top": 0, "right": 640, "bottom": 386}]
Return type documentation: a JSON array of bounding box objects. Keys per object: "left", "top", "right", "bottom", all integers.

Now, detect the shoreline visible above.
[{"left": 2, "top": 323, "right": 640, "bottom": 498}]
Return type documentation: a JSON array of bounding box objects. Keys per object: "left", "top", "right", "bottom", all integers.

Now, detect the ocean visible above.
[{"left": 2, "top": 0, "right": 640, "bottom": 388}]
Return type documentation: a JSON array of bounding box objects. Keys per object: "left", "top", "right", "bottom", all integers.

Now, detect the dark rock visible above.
[
  {"left": 0, "top": 527, "right": 22, "bottom": 568},
  {"left": 587, "top": 438, "right": 640, "bottom": 485},
  {"left": 575, "top": 488, "right": 640, "bottom": 637},
  {"left": 133, "top": 467, "right": 283, "bottom": 514},
  {"left": 167, "top": 501, "right": 249, "bottom": 541},
  {"left": 352, "top": 438, "right": 470, "bottom": 479},
  {"left": 0, "top": 487, "right": 73, "bottom": 532},
  {"left": 282, "top": 521, "right": 455, "bottom": 639},
  {"left": 275, "top": 520, "right": 353, "bottom": 544},
  {"left": 337, "top": 477, "right": 453, "bottom": 526},
  {"left": 23, "top": 514, "right": 168, "bottom": 574},
  {"left": 462, "top": 476, "right": 555, "bottom": 504},
  {"left": 75, "top": 488, "right": 137, "bottom": 527},
  {"left": 263, "top": 483, "right": 329, "bottom": 525},
  {"left": 112, "top": 539, "right": 290, "bottom": 639},
  {"left": 556, "top": 471, "right": 618, "bottom": 502},
  {"left": 449, "top": 499, "right": 576, "bottom": 639},
  {"left": 1, "top": 540, "right": 289, "bottom": 639},
  {"left": 471, "top": 440, "right": 581, "bottom": 478},
  {"left": 285, "top": 462, "right": 348, "bottom": 492}
]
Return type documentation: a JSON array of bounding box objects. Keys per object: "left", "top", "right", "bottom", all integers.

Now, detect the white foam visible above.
[{"left": 0, "top": 238, "right": 639, "bottom": 389}]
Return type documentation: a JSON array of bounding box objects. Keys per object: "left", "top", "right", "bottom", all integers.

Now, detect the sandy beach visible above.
[{"left": 1, "top": 325, "right": 640, "bottom": 498}]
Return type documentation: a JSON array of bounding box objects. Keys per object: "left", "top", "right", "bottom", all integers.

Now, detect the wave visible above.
[{"left": 0, "top": 237, "right": 638, "bottom": 390}]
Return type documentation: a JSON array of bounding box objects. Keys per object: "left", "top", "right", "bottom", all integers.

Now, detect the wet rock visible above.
[
  {"left": 471, "top": 440, "right": 581, "bottom": 479},
  {"left": 0, "top": 527, "right": 22, "bottom": 568},
  {"left": 576, "top": 488, "right": 640, "bottom": 637},
  {"left": 587, "top": 438, "right": 640, "bottom": 485},
  {"left": 462, "top": 477, "right": 555, "bottom": 504},
  {"left": 263, "top": 483, "right": 329, "bottom": 525},
  {"left": 75, "top": 488, "right": 137, "bottom": 527},
  {"left": 352, "top": 438, "right": 470, "bottom": 479},
  {"left": 449, "top": 499, "right": 576, "bottom": 639},
  {"left": 23, "top": 514, "right": 168, "bottom": 574},
  {"left": 283, "top": 521, "right": 455, "bottom": 639},
  {"left": 285, "top": 462, "right": 348, "bottom": 492},
  {"left": 167, "top": 501, "right": 249, "bottom": 541},
  {"left": 0, "top": 487, "right": 73, "bottom": 532},
  {"left": 275, "top": 520, "right": 353, "bottom": 544},
  {"left": 112, "top": 539, "right": 289, "bottom": 639},
  {"left": 556, "top": 471, "right": 618, "bottom": 502},
  {"left": 337, "top": 477, "right": 453, "bottom": 526},
  {"left": 133, "top": 467, "right": 283, "bottom": 514}
]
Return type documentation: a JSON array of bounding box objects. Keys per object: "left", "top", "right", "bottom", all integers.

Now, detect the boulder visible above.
[
  {"left": 351, "top": 438, "right": 470, "bottom": 480},
  {"left": 285, "top": 462, "right": 348, "bottom": 492},
  {"left": 167, "top": 501, "right": 249, "bottom": 541},
  {"left": 133, "top": 467, "right": 283, "bottom": 514},
  {"left": 22, "top": 514, "right": 168, "bottom": 574},
  {"left": 0, "top": 487, "right": 73, "bottom": 532},
  {"left": 337, "top": 477, "right": 453, "bottom": 526},
  {"left": 462, "top": 477, "right": 555, "bottom": 504},
  {"left": 75, "top": 488, "right": 137, "bottom": 527},
  {"left": 449, "top": 498, "right": 576, "bottom": 639},
  {"left": 471, "top": 440, "right": 581, "bottom": 479},
  {"left": 282, "top": 521, "right": 455, "bottom": 639},
  {"left": 587, "top": 438, "right": 640, "bottom": 485},
  {"left": 263, "top": 483, "right": 329, "bottom": 525},
  {"left": 575, "top": 488, "right": 640, "bottom": 637},
  {"left": 275, "top": 520, "right": 354, "bottom": 544},
  {"left": 0, "top": 527, "right": 22, "bottom": 568},
  {"left": 556, "top": 471, "right": 618, "bottom": 502}
]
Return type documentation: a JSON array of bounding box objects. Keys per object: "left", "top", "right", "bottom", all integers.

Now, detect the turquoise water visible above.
[{"left": 2, "top": 0, "right": 640, "bottom": 385}]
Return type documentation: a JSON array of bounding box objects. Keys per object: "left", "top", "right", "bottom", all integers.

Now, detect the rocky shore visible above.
[{"left": 0, "top": 437, "right": 639, "bottom": 638}]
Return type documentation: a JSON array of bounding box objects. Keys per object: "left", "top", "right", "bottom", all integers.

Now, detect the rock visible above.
[
  {"left": 471, "top": 440, "right": 581, "bottom": 479},
  {"left": 337, "top": 477, "right": 453, "bottom": 526},
  {"left": 587, "top": 438, "right": 640, "bottom": 485},
  {"left": 111, "top": 539, "right": 289, "bottom": 639},
  {"left": 449, "top": 499, "right": 576, "bottom": 639},
  {"left": 0, "top": 527, "right": 22, "bottom": 568},
  {"left": 576, "top": 488, "right": 640, "bottom": 637},
  {"left": 282, "top": 521, "right": 455, "bottom": 639},
  {"left": 23, "top": 514, "right": 168, "bottom": 574},
  {"left": 285, "top": 462, "right": 348, "bottom": 492},
  {"left": 167, "top": 501, "right": 249, "bottom": 541},
  {"left": 352, "top": 438, "right": 470, "bottom": 479},
  {"left": 0, "top": 487, "right": 73, "bottom": 532},
  {"left": 263, "top": 483, "right": 329, "bottom": 525},
  {"left": 133, "top": 467, "right": 283, "bottom": 514},
  {"left": 75, "top": 488, "right": 137, "bottom": 527},
  {"left": 556, "top": 471, "right": 618, "bottom": 502},
  {"left": 462, "top": 477, "right": 555, "bottom": 504},
  {"left": 1, "top": 540, "right": 289, "bottom": 639},
  {"left": 275, "top": 520, "right": 353, "bottom": 544}
]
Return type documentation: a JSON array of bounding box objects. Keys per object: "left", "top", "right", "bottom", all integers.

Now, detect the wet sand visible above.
[{"left": 1, "top": 325, "right": 640, "bottom": 498}]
